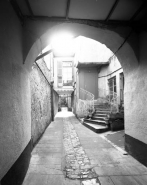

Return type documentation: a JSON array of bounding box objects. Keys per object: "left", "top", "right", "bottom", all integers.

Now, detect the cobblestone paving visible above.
[{"left": 63, "top": 118, "right": 100, "bottom": 185}]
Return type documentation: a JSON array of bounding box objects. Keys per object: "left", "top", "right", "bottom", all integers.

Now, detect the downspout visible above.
[{"left": 50, "top": 82, "right": 54, "bottom": 121}]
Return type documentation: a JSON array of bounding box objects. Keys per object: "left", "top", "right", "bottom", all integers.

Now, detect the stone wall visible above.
[
  {"left": 30, "top": 59, "right": 52, "bottom": 146},
  {"left": 53, "top": 90, "right": 59, "bottom": 116}
]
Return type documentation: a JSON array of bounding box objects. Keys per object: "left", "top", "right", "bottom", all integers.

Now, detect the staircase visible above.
[
  {"left": 77, "top": 88, "right": 119, "bottom": 133},
  {"left": 83, "top": 103, "right": 111, "bottom": 133}
]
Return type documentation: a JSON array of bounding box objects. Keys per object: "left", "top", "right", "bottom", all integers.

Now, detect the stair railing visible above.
[
  {"left": 109, "top": 91, "right": 118, "bottom": 113},
  {"left": 76, "top": 88, "right": 95, "bottom": 117},
  {"left": 94, "top": 88, "right": 119, "bottom": 113}
]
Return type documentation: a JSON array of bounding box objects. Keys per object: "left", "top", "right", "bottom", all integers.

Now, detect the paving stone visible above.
[
  {"left": 23, "top": 112, "right": 147, "bottom": 185},
  {"left": 82, "top": 179, "right": 100, "bottom": 185},
  {"left": 63, "top": 118, "right": 97, "bottom": 180},
  {"left": 98, "top": 177, "right": 115, "bottom": 185},
  {"left": 46, "top": 175, "right": 64, "bottom": 185},
  {"left": 22, "top": 173, "right": 48, "bottom": 185},
  {"left": 110, "top": 176, "right": 140, "bottom": 185}
]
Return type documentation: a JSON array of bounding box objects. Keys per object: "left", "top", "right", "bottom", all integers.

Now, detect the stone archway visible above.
[
  {"left": 1, "top": 2, "right": 147, "bottom": 183},
  {"left": 24, "top": 21, "right": 147, "bottom": 166},
  {"left": 24, "top": 22, "right": 138, "bottom": 74},
  {"left": 24, "top": 22, "right": 138, "bottom": 138}
]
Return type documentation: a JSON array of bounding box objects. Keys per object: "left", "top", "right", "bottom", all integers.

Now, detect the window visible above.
[
  {"left": 63, "top": 67, "right": 72, "bottom": 86},
  {"left": 108, "top": 76, "right": 116, "bottom": 93},
  {"left": 57, "top": 61, "right": 63, "bottom": 87},
  {"left": 108, "top": 76, "right": 117, "bottom": 100},
  {"left": 57, "top": 61, "right": 73, "bottom": 87}
]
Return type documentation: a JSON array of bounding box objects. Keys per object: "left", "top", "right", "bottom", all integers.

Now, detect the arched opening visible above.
[
  {"left": 2, "top": 1, "right": 147, "bottom": 184},
  {"left": 8, "top": 21, "right": 144, "bottom": 185},
  {"left": 24, "top": 22, "right": 138, "bottom": 141},
  {"left": 24, "top": 24, "right": 138, "bottom": 149},
  {"left": 25, "top": 24, "right": 135, "bottom": 153},
  {"left": 24, "top": 22, "right": 138, "bottom": 73}
]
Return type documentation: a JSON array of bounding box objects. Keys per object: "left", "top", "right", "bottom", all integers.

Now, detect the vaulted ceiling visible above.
[{"left": 11, "top": 0, "right": 147, "bottom": 31}]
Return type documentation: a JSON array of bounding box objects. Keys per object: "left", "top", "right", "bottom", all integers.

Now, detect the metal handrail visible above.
[
  {"left": 76, "top": 88, "right": 95, "bottom": 117},
  {"left": 94, "top": 88, "right": 119, "bottom": 113},
  {"left": 80, "top": 88, "right": 94, "bottom": 100}
]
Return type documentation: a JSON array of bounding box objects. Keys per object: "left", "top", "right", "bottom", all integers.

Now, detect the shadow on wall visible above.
[
  {"left": 1, "top": 59, "right": 56, "bottom": 185},
  {"left": 1, "top": 141, "right": 32, "bottom": 185}
]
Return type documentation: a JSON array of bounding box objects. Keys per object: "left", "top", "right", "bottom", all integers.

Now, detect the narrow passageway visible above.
[{"left": 23, "top": 110, "right": 147, "bottom": 185}]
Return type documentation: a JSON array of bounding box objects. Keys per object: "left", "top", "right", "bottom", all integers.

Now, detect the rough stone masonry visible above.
[{"left": 63, "top": 117, "right": 100, "bottom": 185}]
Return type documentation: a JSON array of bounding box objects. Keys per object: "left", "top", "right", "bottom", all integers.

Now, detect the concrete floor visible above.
[
  {"left": 22, "top": 110, "right": 147, "bottom": 185},
  {"left": 100, "top": 130, "right": 125, "bottom": 152}
]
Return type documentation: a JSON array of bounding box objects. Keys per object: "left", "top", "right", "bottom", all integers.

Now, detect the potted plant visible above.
[{"left": 87, "top": 106, "right": 94, "bottom": 118}]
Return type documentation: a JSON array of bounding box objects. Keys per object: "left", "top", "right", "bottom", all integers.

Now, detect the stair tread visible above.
[
  {"left": 95, "top": 111, "right": 110, "bottom": 114},
  {"left": 84, "top": 119, "right": 107, "bottom": 123},
  {"left": 83, "top": 122, "right": 110, "bottom": 133},
  {"left": 94, "top": 113, "right": 107, "bottom": 116},
  {"left": 95, "top": 106, "right": 110, "bottom": 109},
  {"left": 92, "top": 116, "right": 106, "bottom": 119},
  {"left": 84, "top": 122, "right": 108, "bottom": 129},
  {"left": 96, "top": 110, "right": 110, "bottom": 112}
]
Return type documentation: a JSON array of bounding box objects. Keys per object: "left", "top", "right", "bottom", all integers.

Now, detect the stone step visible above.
[
  {"left": 93, "top": 113, "right": 108, "bottom": 117},
  {"left": 83, "top": 122, "right": 110, "bottom": 133},
  {"left": 92, "top": 116, "right": 107, "bottom": 121},
  {"left": 94, "top": 104, "right": 110, "bottom": 106},
  {"left": 95, "top": 109, "right": 110, "bottom": 113},
  {"left": 95, "top": 103, "right": 109, "bottom": 105},
  {"left": 94, "top": 108, "right": 110, "bottom": 111},
  {"left": 84, "top": 118, "right": 107, "bottom": 126},
  {"left": 94, "top": 103, "right": 110, "bottom": 107},
  {"left": 95, "top": 108, "right": 110, "bottom": 111},
  {"left": 94, "top": 105, "right": 110, "bottom": 108}
]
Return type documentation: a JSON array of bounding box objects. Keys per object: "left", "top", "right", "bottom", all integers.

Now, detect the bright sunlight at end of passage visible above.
[{"left": 51, "top": 32, "right": 75, "bottom": 55}]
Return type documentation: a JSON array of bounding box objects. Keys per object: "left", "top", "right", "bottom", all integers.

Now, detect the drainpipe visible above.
[{"left": 50, "top": 82, "right": 54, "bottom": 121}]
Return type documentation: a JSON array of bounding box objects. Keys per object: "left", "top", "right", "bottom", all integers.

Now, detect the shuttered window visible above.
[
  {"left": 57, "top": 61, "right": 63, "bottom": 87},
  {"left": 57, "top": 61, "right": 73, "bottom": 87}
]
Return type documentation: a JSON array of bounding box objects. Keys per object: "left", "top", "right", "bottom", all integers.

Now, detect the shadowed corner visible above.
[{"left": 1, "top": 140, "right": 32, "bottom": 185}]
